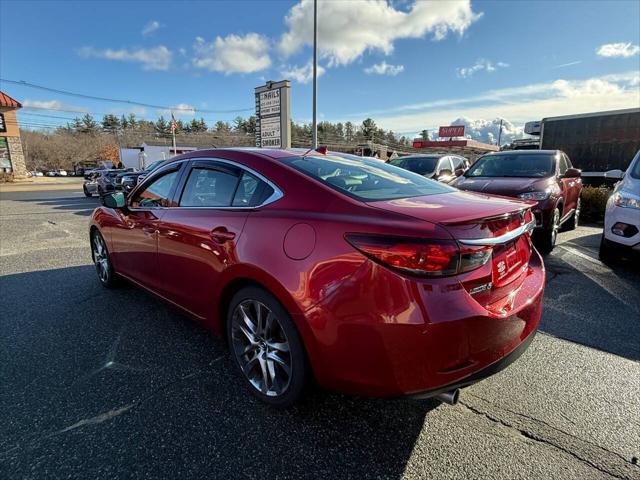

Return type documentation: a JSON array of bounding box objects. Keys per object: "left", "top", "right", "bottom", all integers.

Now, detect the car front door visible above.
[
  {"left": 563, "top": 154, "right": 581, "bottom": 213},
  {"left": 110, "top": 165, "right": 184, "bottom": 291},
  {"left": 156, "top": 160, "right": 272, "bottom": 319},
  {"left": 557, "top": 153, "right": 575, "bottom": 217}
]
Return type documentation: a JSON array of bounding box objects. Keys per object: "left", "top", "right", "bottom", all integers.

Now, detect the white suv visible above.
[{"left": 600, "top": 150, "right": 640, "bottom": 262}]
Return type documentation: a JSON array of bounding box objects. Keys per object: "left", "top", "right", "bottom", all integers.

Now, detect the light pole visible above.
[{"left": 312, "top": 0, "right": 318, "bottom": 149}]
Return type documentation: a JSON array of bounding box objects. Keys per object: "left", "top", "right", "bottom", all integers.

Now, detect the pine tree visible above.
[{"left": 155, "top": 116, "right": 169, "bottom": 134}]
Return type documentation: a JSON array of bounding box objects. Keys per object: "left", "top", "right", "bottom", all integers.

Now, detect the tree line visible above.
[
  {"left": 62, "top": 113, "right": 413, "bottom": 146},
  {"left": 21, "top": 113, "right": 415, "bottom": 171}
]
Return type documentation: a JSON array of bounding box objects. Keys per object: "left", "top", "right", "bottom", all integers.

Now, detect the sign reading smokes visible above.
[
  {"left": 255, "top": 80, "right": 291, "bottom": 149},
  {"left": 438, "top": 125, "right": 465, "bottom": 138}
]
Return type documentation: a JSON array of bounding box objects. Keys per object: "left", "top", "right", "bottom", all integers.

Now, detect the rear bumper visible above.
[
  {"left": 304, "top": 248, "right": 545, "bottom": 397},
  {"left": 409, "top": 327, "right": 537, "bottom": 399}
]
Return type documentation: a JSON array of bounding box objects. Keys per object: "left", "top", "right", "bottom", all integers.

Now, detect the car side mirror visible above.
[
  {"left": 103, "top": 192, "right": 126, "bottom": 209},
  {"left": 454, "top": 168, "right": 464, "bottom": 177},
  {"left": 564, "top": 168, "right": 581, "bottom": 178}
]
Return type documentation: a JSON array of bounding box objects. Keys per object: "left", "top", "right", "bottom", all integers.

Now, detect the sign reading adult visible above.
[{"left": 255, "top": 80, "right": 291, "bottom": 149}]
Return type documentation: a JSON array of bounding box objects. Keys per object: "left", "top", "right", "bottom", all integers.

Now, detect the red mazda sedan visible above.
[{"left": 90, "top": 148, "right": 544, "bottom": 407}]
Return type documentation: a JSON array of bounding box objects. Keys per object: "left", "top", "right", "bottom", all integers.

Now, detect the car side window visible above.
[
  {"left": 438, "top": 157, "right": 453, "bottom": 173},
  {"left": 131, "top": 170, "right": 180, "bottom": 208},
  {"left": 180, "top": 167, "right": 240, "bottom": 207},
  {"left": 232, "top": 171, "right": 275, "bottom": 207},
  {"left": 451, "top": 157, "right": 462, "bottom": 169},
  {"left": 564, "top": 154, "right": 573, "bottom": 169},
  {"left": 557, "top": 155, "right": 568, "bottom": 176}
]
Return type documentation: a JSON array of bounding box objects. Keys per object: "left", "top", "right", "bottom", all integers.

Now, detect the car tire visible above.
[
  {"left": 537, "top": 207, "right": 560, "bottom": 254},
  {"left": 226, "top": 286, "right": 309, "bottom": 408},
  {"left": 91, "top": 230, "right": 119, "bottom": 288},
  {"left": 598, "top": 234, "right": 617, "bottom": 265},
  {"left": 562, "top": 199, "right": 580, "bottom": 231},
  {"left": 83, "top": 185, "right": 92, "bottom": 197}
]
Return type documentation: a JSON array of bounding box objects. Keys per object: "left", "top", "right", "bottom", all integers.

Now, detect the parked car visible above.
[
  {"left": 83, "top": 169, "right": 133, "bottom": 197},
  {"left": 116, "top": 159, "right": 166, "bottom": 192},
  {"left": 451, "top": 150, "right": 582, "bottom": 253},
  {"left": 389, "top": 154, "right": 470, "bottom": 183},
  {"left": 58, "top": 170, "right": 68, "bottom": 176},
  {"left": 600, "top": 150, "right": 640, "bottom": 262},
  {"left": 90, "top": 148, "right": 544, "bottom": 407}
]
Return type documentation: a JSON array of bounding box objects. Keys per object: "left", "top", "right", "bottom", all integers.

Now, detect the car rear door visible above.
[{"left": 156, "top": 159, "right": 265, "bottom": 319}]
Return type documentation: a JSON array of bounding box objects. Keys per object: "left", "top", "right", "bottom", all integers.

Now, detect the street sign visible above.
[
  {"left": 439, "top": 125, "right": 465, "bottom": 138},
  {"left": 260, "top": 116, "right": 282, "bottom": 148},
  {"left": 259, "top": 90, "right": 280, "bottom": 116},
  {"left": 255, "top": 80, "right": 291, "bottom": 149}
]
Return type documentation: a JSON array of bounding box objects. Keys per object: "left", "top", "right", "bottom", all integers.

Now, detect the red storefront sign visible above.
[{"left": 438, "top": 125, "right": 465, "bottom": 138}]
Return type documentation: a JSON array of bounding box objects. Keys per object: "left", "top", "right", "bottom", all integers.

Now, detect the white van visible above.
[{"left": 600, "top": 150, "right": 640, "bottom": 261}]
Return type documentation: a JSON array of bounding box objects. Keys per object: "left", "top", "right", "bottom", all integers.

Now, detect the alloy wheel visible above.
[
  {"left": 92, "top": 233, "right": 110, "bottom": 284},
  {"left": 230, "top": 300, "right": 292, "bottom": 397}
]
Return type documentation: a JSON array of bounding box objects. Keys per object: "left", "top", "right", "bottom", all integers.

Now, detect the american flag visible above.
[{"left": 170, "top": 113, "right": 177, "bottom": 133}]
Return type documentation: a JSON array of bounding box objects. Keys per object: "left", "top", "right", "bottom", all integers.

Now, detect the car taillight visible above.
[{"left": 345, "top": 234, "right": 491, "bottom": 277}]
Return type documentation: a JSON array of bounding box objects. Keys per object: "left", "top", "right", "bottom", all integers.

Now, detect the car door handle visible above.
[
  {"left": 210, "top": 227, "right": 236, "bottom": 243},
  {"left": 142, "top": 226, "right": 157, "bottom": 237}
]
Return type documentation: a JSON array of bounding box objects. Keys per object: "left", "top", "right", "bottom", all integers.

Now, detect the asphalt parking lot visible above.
[{"left": 1, "top": 180, "right": 639, "bottom": 480}]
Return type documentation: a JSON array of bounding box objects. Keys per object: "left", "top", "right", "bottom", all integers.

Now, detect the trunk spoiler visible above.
[{"left": 458, "top": 219, "right": 536, "bottom": 246}]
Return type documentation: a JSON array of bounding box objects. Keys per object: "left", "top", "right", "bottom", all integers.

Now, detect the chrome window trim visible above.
[
  {"left": 458, "top": 219, "right": 536, "bottom": 246},
  {"left": 174, "top": 157, "right": 284, "bottom": 210}
]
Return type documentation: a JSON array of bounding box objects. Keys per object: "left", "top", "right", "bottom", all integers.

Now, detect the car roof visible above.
[{"left": 487, "top": 149, "right": 559, "bottom": 155}]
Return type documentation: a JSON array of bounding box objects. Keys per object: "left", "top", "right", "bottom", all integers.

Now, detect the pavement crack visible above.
[
  {"left": 0, "top": 355, "right": 225, "bottom": 459},
  {"left": 460, "top": 399, "right": 638, "bottom": 480}
]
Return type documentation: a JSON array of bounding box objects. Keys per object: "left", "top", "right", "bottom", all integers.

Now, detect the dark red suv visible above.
[{"left": 451, "top": 150, "right": 582, "bottom": 252}]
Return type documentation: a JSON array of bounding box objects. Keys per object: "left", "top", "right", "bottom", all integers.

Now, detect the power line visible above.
[{"left": 0, "top": 78, "right": 255, "bottom": 114}]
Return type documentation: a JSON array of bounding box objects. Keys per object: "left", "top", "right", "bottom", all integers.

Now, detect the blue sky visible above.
[{"left": 1, "top": 0, "right": 639, "bottom": 141}]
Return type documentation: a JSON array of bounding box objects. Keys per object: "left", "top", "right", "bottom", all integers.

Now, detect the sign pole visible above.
[{"left": 312, "top": 0, "right": 318, "bottom": 149}]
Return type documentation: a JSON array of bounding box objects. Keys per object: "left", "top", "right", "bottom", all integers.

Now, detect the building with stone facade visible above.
[{"left": 0, "top": 91, "right": 27, "bottom": 178}]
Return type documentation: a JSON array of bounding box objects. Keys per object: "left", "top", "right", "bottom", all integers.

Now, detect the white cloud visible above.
[
  {"left": 22, "top": 99, "right": 88, "bottom": 113},
  {"left": 142, "top": 20, "right": 162, "bottom": 36},
  {"left": 451, "top": 117, "right": 524, "bottom": 144},
  {"left": 279, "top": 0, "right": 481, "bottom": 66},
  {"left": 348, "top": 71, "right": 640, "bottom": 136},
  {"left": 364, "top": 61, "right": 404, "bottom": 76},
  {"left": 597, "top": 42, "right": 640, "bottom": 58},
  {"left": 192, "top": 33, "right": 271, "bottom": 74},
  {"left": 159, "top": 103, "right": 196, "bottom": 117},
  {"left": 281, "top": 61, "right": 325, "bottom": 84},
  {"left": 457, "top": 59, "right": 509, "bottom": 78},
  {"left": 78, "top": 46, "right": 172, "bottom": 71}
]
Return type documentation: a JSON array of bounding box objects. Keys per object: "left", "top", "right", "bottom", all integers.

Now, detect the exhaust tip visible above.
[{"left": 435, "top": 389, "right": 460, "bottom": 405}]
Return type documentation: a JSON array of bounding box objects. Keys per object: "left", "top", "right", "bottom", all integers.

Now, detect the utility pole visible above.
[
  {"left": 497, "top": 119, "right": 503, "bottom": 147},
  {"left": 312, "top": 0, "right": 318, "bottom": 149}
]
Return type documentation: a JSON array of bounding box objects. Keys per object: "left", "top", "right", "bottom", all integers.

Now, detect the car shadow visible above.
[
  {"left": 0, "top": 265, "right": 436, "bottom": 478},
  {"left": 7, "top": 195, "right": 100, "bottom": 217},
  {"left": 540, "top": 235, "right": 640, "bottom": 362}
]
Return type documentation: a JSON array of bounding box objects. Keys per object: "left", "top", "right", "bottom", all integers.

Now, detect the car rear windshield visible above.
[
  {"left": 465, "top": 153, "right": 555, "bottom": 178},
  {"left": 388, "top": 156, "right": 439, "bottom": 175},
  {"left": 280, "top": 155, "right": 455, "bottom": 201}
]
